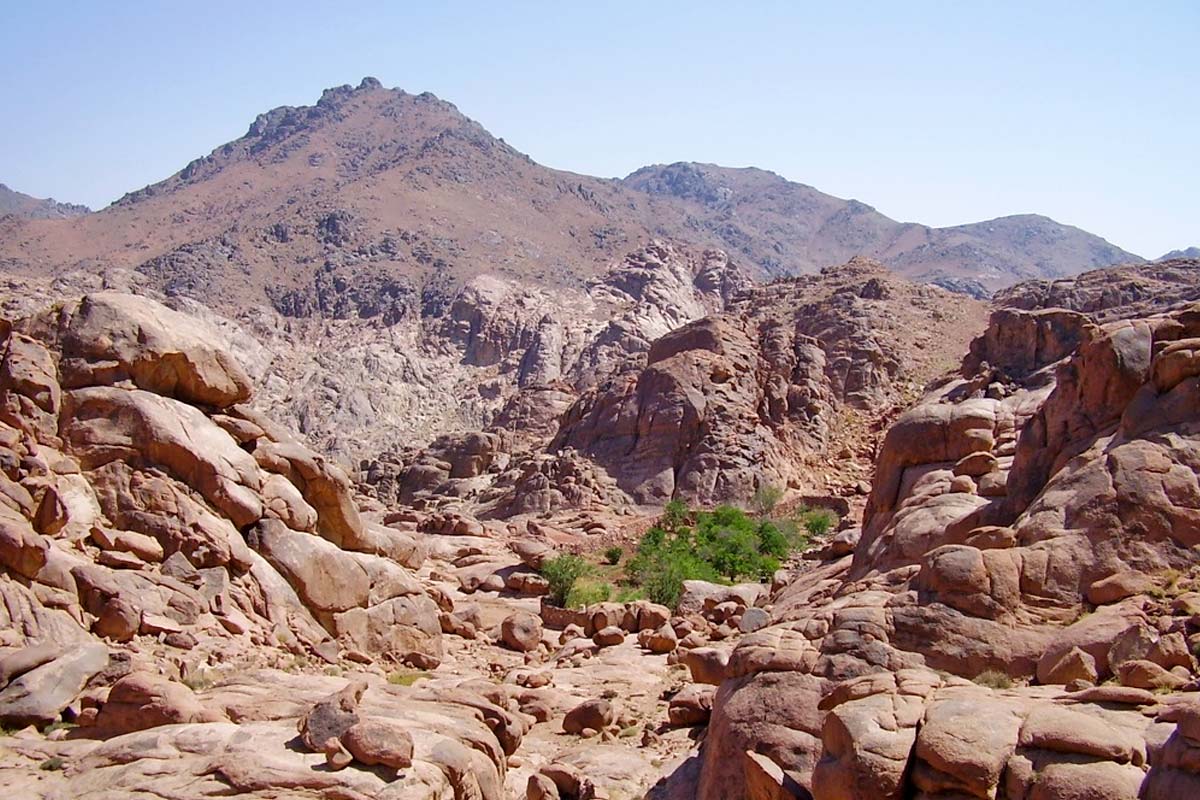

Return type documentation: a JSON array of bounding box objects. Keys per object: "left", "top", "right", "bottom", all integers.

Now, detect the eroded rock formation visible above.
[{"left": 665, "top": 260, "right": 1200, "bottom": 799}]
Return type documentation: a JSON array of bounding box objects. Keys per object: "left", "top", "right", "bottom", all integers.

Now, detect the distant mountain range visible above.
[
  {"left": 0, "top": 78, "right": 1146, "bottom": 308},
  {"left": 1160, "top": 247, "right": 1200, "bottom": 261},
  {"left": 0, "top": 183, "right": 89, "bottom": 220}
]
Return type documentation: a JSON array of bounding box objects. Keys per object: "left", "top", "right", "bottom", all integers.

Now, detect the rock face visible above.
[
  {"left": 0, "top": 292, "right": 444, "bottom": 728},
  {"left": 552, "top": 259, "right": 986, "bottom": 505},
  {"left": 378, "top": 258, "right": 987, "bottom": 519},
  {"left": 667, "top": 260, "right": 1200, "bottom": 799}
]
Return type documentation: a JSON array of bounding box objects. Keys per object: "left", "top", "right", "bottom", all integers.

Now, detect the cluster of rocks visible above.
[{"left": 552, "top": 259, "right": 986, "bottom": 506}]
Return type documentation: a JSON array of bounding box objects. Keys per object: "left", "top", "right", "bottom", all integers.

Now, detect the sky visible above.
[{"left": 1, "top": 1, "right": 1196, "bottom": 257}]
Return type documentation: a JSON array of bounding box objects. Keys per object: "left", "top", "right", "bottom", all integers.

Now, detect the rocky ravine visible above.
[{"left": 371, "top": 257, "right": 986, "bottom": 527}]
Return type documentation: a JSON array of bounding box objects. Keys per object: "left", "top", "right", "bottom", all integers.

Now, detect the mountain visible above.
[
  {"left": 0, "top": 78, "right": 1139, "bottom": 311},
  {"left": 1160, "top": 246, "right": 1200, "bottom": 260},
  {"left": 623, "top": 162, "right": 1140, "bottom": 293},
  {"left": 0, "top": 182, "right": 89, "bottom": 219}
]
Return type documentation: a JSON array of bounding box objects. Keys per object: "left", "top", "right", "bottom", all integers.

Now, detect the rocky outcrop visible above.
[
  {"left": 669, "top": 260, "right": 1200, "bottom": 799},
  {"left": 0, "top": 292, "right": 444, "bottom": 730},
  {"left": 553, "top": 259, "right": 988, "bottom": 505}
]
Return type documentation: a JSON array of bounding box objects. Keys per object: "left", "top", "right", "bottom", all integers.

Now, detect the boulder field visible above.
[
  {"left": 0, "top": 292, "right": 513, "bottom": 795},
  {"left": 2, "top": 259, "right": 1200, "bottom": 799}
]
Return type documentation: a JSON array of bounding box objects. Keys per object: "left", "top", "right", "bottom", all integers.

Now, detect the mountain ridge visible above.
[{"left": 0, "top": 79, "right": 1142, "bottom": 307}]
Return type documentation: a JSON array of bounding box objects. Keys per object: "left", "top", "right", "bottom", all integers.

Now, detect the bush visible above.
[
  {"left": 566, "top": 580, "right": 612, "bottom": 608},
  {"left": 540, "top": 554, "right": 592, "bottom": 607},
  {"left": 615, "top": 586, "right": 645, "bottom": 603},
  {"left": 801, "top": 508, "right": 836, "bottom": 537},
  {"left": 694, "top": 506, "right": 783, "bottom": 581},
  {"left": 626, "top": 504, "right": 792, "bottom": 608},
  {"left": 972, "top": 669, "right": 1014, "bottom": 690},
  {"left": 774, "top": 518, "right": 809, "bottom": 552},
  {"left": 752, "top": 484, "right": 784, "bottom": 516},
  {"left": 603, "top": 545, "right": 624, "bottom": 565}
]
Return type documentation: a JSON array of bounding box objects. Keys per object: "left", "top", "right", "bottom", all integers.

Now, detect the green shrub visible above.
[
  {"left": 603, "top": 545, "right": 624, "bottom": 565},
  {"left": 566, "top": 580, "right": 613, "bottom": 608},
  {"left": 972, "top": 669, "right": 1014, "bottom": 690},
  {"left": 615, "top": 586, "right": 645, "bottom": 603},
  {"left": 540, "top": 554, "right": 592, "bottom": 607},
  {"left": 626, "top": 504, "right": 791, "bottom": 607},
  {"left": 774, "top": 518, "right": 810, "bottom": 552},
  {"left": 39, "top": 757, "right": 64, "bottom": 771},
  {"left": 752, "top": 484, "right": 784, "bottom": 516},
  {"left": 801, "top": 508, "right": 836, "bottom": 537}
]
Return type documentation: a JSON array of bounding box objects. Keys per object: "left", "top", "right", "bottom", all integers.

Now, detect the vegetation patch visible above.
[
  {"left": 538, "top": 491, "right": 840, "bottom": 611},
  {"left": 540, "top": 554, "right": 593, "bottom": 607},
  {"left": 628, "top": 500, "right": 792, "bottom": 608},
  {"left": 388, "top": 670, "right": 431, "bottom": 686},
  {"left": 972, "top": 669, "right": 1015, "bottom": 689}
]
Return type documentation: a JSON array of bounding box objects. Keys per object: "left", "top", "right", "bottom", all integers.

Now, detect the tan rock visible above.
[
  {"left": 668, "top": 684, "right": 715, "bottom": 727},
  {"left": 592, "top": 626, "right": 624, "bottom": 648},
  {"left": 1087, "top": 571, "right": 1154, "bottom": 605},
  {"left": 1041, "top": 646, "right": 1098, "bottom": 685},
  {"left": 501, "top": 611, "right": 543, "bottom": 653},
  {"left": 61, "top": 387, "right": 263, "bottom": 527},
  {"left": 254, "top": 519, "right": 369, "bottom": 616},
  {"left": 563, "top": 698, "right": 613, "bottom": 735},
  {"left": 638, "top": 623, "right": 678, "bottom": 653},
  {"left": 1019, "top": 703, "right": 1145, "bottom": 764},
  {"left": 90, "top": 672, "right": 221, "bottom": 736},
  {"left": 1117, "top": 659, "right": 1188, "bottom": 691},
  {"left": 683, "top": 646, "right": 730, "bottom": 685},
  {"left": 58, "top": 293, "right": 253, "bottom": 407},
  {"left": 341, "top": 718, "right": 414, "bottom": 769}
]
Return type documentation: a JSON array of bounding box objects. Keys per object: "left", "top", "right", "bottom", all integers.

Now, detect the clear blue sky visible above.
[{"left": 2, "top": 1, "right": 1196, "bottom": 256}]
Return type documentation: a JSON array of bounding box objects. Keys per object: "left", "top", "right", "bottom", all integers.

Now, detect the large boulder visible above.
[
  {"left": 501, "top": 611, "right": 543, "bottom": 653},
  {"left": 0, "top": 642, "right": 109, "bottom": 727},
  {"left": 61, "top": 386, "right": 263, "bottom": 527},
  {"left": 57, "top": 293, "right": 253, "bottom": 408},
  {"left": 253, "top": 519, "right": 369, "bottom": 618},
  {"left": 86, "top": 671, "right": 221, "bottom": 736}
]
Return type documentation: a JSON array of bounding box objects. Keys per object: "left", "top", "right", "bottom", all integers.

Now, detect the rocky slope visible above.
[
  {"left": 0, "top": 292, "right": 523, "bottom": 794},
  {"left": 0, "top": 184, "right": 89, "bottom": 220}
]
